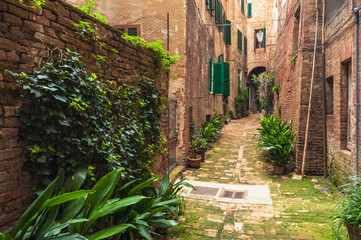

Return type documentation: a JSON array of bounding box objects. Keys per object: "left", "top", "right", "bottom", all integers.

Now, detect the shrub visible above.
[{"left": 257, "top": 115, "right": 297, "bottom": 167}]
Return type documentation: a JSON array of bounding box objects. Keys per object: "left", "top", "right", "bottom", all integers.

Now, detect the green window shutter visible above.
[
  {"left": 223, "top": 62, "right": 230, "bottom": 96},
  {"left": 206, "top": 0, "right": 209, "bottom": 6},
  {"left": 241, "top": 0, "right": 244, "bottom": 13},
  {"left": 222, "top": 13, "right": 226, "bottom": 35},
  {"left": 247, "top": 3, "right": 252, "bottom": 17},
  {"left": 215, "top": 0, "right": 219, "bottom": 23},
  {"left": 244, "top": 37, "right": 247, "bottom": 56},
  {"left": 217, "top": 3, "right": 223, "bottom": 31},
  {"left": 209, "top": 0, "right": 214, "bottom": 15},
  {"left": 262, "top": 27, "right": 266, "bottom": 48},
  {"left": 225, "top": 20, "right": 231, "bottom": 45},
  {"left": 213, "top": 63, "right": 223, "bottom": 94},
  {"left": 237, "top": 30, "right": 242, "bottom": 52},
  {"left": 210, "top": 57, "right": 213, "bottom": 92}
]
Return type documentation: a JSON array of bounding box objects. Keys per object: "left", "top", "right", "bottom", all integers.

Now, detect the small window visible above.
[
  {"left": 326, "top": 76, "right": 334, "bottom": 115},
  {"left": 244, "top": 37, "right": 247, "bottom": 56},
  {"left": 114, "top": 24, "right": 140, "bottom": 37},
  {"left": 241, "top": 0, "right": 244, "bottom": 14},
  {"left": 247, "top": 3, "right": 252, "bottom": 17}
]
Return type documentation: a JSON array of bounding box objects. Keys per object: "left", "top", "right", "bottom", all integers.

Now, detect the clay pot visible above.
[
  {"left": 274, "top": 165, "right": 285, "bottom": 175},
  {"left": 347, "top": 225, "right": 361, "bottom": 240},
  {"left": 188, "top": 156, "right": 202, "bottom": 168}
]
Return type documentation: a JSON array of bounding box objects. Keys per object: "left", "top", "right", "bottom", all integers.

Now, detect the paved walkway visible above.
[{"left": 168, "top": 114, "right": 341, "bottom": 240}]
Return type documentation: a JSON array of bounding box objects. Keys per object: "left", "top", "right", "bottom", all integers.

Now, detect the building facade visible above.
[{"left": 274, "top": 0, "right": 361, "bottom": 180}]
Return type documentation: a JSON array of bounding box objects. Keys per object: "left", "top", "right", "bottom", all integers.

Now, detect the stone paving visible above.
[{"left": 168, "top": 114, "right": 342, "bottom": 240}]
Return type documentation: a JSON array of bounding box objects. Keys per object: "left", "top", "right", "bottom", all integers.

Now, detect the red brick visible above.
[
  {"left": 19, "top": 64, "right": 34, "bottom": 73},
  {"left": 14, "top": 44, "right": 28, "bottom": 53},
  {"left": 0, "top": 37, "right": 15, "bottom": 51},
  {"left": 23, "top": 20, "right": 44, "bottom": 33},
  {"left": 0, "top": 180, "right": 18, "bottom": 194},
  {"left": 0, "top": 209, "right": 22, "bottom": 226},
  {"left": 19, "top": 54, "right": 33, "bottom": 64},
  {"left": 0, "top": 172, "right": 7, "bottom": 183},
  {"left": 7, "top": 4, "right": 28, "bottom": 19},
  {"left": 0, "top": 139, "right": 9, "bottom": 150},
  {"left": 2, "top": 12, "right": 22, "bottom": 26},
  {"left": 0, "top": 22, "right": 7, "bottom": 33},
  {"left": 0, "top": 148, "right": 22, "bottom": 161},
  {"left": 42, "top": 9, "right": 56, "bottom": 22},
  {"left": 3, "top": 106, "right": 15, "bottom": 117},
  {"left": 0, "top": 49, "right": 5, "bottom": 61},
  {"left": 3, "top": 118, "right": 23, "bottom": 128},
  {"left": 0, "top": 191, "right": 12, "bottom": 203},
  {"left": 33, "top": 32, "right": 65, "bottom": 48},
  {"left": 0, "top": 2, "right": 7, "bottom": 11},
  {"left": 29, "top": 13, "right": 50, "bottom": 27}
]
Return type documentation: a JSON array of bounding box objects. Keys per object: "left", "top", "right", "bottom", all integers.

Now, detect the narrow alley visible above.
[{"left": 169, "top": 114, "right": 340, "bottom": 240}]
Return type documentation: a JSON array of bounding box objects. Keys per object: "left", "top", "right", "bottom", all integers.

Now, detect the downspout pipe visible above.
[{"left": 354, "top": 9, "right": 359, "bottom": 177}]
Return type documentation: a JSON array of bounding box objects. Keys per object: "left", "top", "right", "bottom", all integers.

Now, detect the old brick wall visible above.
[
  {"left": 275, "top": 0, "right": 325, "bottom": 174},
  {"left": 324, "top": 0, "right": 360, "bottom": 181},
  {"left": 0, "top": 0, "right": 168, "bottom": 231}
]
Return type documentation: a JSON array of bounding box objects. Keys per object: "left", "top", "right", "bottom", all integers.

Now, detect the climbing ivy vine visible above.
[{"left": 7, "top": 49, "right": 165, "bottom": 187}]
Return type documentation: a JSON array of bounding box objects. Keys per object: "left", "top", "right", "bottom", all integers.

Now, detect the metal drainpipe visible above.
[
  {"left": 355, "top": 9, "right": 359, "bottom": 177},
  {"left": 322, "top": 0, "right": 327, "bottom": 178}
]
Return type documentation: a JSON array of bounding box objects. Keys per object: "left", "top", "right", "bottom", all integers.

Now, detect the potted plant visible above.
[
  {"left": 194, "top": 136, "right": 208, "bottom": 161},
  {"left": 257, "top": 115, "right": 297, "bottom": 175},
  {"left": 333, "top": 177, "right": 361, "bottom": 239},
  {"left": 188, "top": 139, "right": 202, "bottom": 168}
]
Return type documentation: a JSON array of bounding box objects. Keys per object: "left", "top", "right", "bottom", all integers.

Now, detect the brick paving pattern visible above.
[{"left": 168, "top": 114, "right": 341, "bottom": 239}]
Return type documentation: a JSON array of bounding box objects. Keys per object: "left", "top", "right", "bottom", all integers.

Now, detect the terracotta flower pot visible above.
[
  {"left": 274, "top": 165, "right": 285, "bottom": 175},
  {"left": 188, "top": 156, "right": 201, "bottom": 168},
  {"left": 347, "top": 225, "right": 361, "bottom": 240}
]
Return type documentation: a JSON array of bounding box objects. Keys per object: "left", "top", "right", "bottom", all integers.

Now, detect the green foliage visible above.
[
  {"left": 0, "top": 169, "right": 192, "bottom": 240},
  {"left": 291, "top": 55, "right": 297, "bottom": 64},
  {"left": 252, "top": 71, "right": 275, "bottom": 112},
  {"left": 235, "top": 87, "right": 248, "bottom": 117},
  {"left": 122, "top": 34, "right": 180, "bottom": 71},
  {"left": 189, "top": 114, "right": 224, "bottom": 158},
  {"left": 228, "top": 110, "right": 234, "bottom": 119},
  {"left": 75, "top": 0, "right": 108, "bottom": 24},
  {"left": 7, "top": 49, "right": 164, "bottom": 187},
  {"left": 257, "top": 115, "right": 297, "bottom": 167},
  {"left": 18, "top": 0, "right": 45, "bottom": 8},
  {"left": 332, "top": 177, "right": 361, "bottom": 235},
  {"left": 272, "top": 84, "right": 280, "bottom": 95}
]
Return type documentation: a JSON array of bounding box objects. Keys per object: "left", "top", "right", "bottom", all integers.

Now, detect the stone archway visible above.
[{"left": 247, "top": 66, "right": 266, "bottom": 113}]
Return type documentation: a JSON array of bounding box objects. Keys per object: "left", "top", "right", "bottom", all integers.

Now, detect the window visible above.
[
  {"left": 237, "top": 30, "right": 242, "bottom": 52},
  {"left": 218, "top": 54, "right": 224, "bottom": 63},
  {"left": 208, "top": 0, "right": 215, "bottom": 16},
  {"left": 213, "top": 62, "right": 230, "bottom": 96},
  {"left": 244, "top": 36, "right": 247, "bottom": 56},
  {"left": 247, "top": 3, "right": 252, "bottom": 17},
  {"left": 241, "top": 0, "right": 244, "bottom": 14},
  {"left": 225, "top": 20, "right": 231, "bottom": 45},
  {"left": 254, "top": 28, "right": 266, "bottom": 49},
  {"left": 115, "top": 25, "right": 140, "bottom": 36},
  {"left": 341, "top": 60, "right": 352, "bottom": 150},
  {"left": 210, "top": 57, "right": 213, "bottom": 92},
  {"left": 292, "top": 8, "right": 300, "bottom": 54},
  {"left": 326, "top": 76, "right": 333, "bottom": 115}
]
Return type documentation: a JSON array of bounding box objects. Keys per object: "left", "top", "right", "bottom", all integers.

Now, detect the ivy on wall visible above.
[{"left": 7, "top": 49, "right": 165, "bottom": 187}]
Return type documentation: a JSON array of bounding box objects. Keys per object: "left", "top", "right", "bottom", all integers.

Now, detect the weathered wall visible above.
[
  {"left": 0, "top": 0, "right": 168, "bottom": 231},
  {"left": 324, "top": 0, "right": 361, "bottom": 182},
  {"left": 274, "top": 0, "right": 324, "bottom": 174}
]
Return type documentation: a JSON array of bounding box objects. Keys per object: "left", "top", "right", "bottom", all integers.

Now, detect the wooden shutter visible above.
[
  {"left": 215, "top": 0, "right": 219, "bottom": 23},
  {"left": 262, "top": 27, "right": 266, "bottom": 48},
  {"left": 237, "top": 30, "right": 242, "bottom": 52},
  {"left": 241, "top": 0, "right": 244, "bottom": 13},
  {"left": 247, "top": 3, "right": 252, "bottom": 17},
  {"left": 210, "top": 57, "right": 213, "bottom": 92},
  {"left": 223, "top": 62, "right": 230, "bottom": 96},
  {"left": 225, "top": 20, "right": 231, "bottom": 45},
  {"left": 244, "top": 37, "right": 247, "bottom": 55},
  {"left": 209, "top": 0, "right": 214, "bottom": 15},
  {"left": 213, "top": 63, "right": 223, "bottom": 94}
]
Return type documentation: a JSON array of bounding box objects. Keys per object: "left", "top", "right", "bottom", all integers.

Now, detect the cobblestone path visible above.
[{"left": 168, "top": 114, "right": 341, "bottom": 240}]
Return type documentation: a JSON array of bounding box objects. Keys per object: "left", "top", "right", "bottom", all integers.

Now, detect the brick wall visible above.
[
  {"left": 275, "top": 0, "right": 325, "bottom": 174},
  {"left": 0, "top": 0, "right": 168, "bottom": 231}
]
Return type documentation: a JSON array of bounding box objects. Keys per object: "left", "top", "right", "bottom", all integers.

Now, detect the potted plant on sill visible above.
[
  {"left": 333, "top": 177, "right": 361, "bottom": 239},
  {"left": 188, "top": 139, "right": 202, "bottom": 168}
]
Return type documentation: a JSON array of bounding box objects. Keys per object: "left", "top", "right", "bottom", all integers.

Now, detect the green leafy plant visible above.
[
  {"left": 0, "top": 168, "right": 93, "bottom": 240},
  {"left": 6, "top": 49, "right": 165, "bottom": 187},
  {"left": 257, "top": 115, "right": 297, "bottom": 167},
  {"left": 122, "top": 34, "right": 180, "bottom": 71},
  {"left": 332, "top": 177, "right": 361, "bottom": 238},
  {"left": 291, "top": 55, "right": 297, "bottom": 64},
  {"left": 18, "top": 0, "right": 45, "bottom": 8},
  {"left": 75, "top": 0, "right": 108, "bottom": 24},
  {"left": 252, "top": 71, "right": 275, "bottom": 113},
  {"left": 272, "top": 84, "right": 280, "bottom": 95}
]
